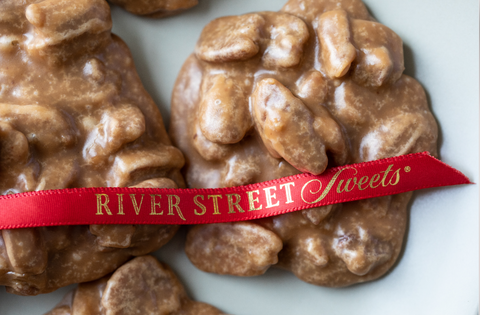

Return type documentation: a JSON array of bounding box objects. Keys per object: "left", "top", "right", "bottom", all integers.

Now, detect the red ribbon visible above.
[{"left": 0, "top": 152, "right": 471, "bottom": 229}]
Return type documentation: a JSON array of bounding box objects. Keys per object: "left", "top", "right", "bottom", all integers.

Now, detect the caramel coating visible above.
[
  {"left": 45, "top": 256, "right": 226, "bottom": 315},
  {"left": 0, "top": 0, "right": 185, "bottom": 295},
  {"left": 169, "top": 0, "right": 438, "bottom": 287},
  {"left": 108, "top": 0, "right": 198, "bottom": 17},
  {"left": 186, "top": 222, "right": 283, "bottom": 276}
]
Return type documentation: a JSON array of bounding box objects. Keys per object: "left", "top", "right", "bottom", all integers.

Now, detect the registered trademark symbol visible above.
[{"left": 404, "top": 166, "right": 411, "bottom": 172}]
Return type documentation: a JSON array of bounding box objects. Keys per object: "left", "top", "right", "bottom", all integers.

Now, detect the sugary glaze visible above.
[
  {"left": 169, "top": 0, "right": 438, "bottom": 286},
  {"left": 45, "top": 256, "right": 226, "bottom": 315},
  {"left": 108, "top": 0, "right": 198, "bottom": 17},
  {"left": 0, "top": 0, "right": 185, "bottom": 295}
]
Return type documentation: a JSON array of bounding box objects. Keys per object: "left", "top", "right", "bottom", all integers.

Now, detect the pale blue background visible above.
[{"left": 0, "top": 0, "right": 478, "bottom": 314}]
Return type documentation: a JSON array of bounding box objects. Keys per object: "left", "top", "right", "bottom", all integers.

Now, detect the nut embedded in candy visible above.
[
  {"left": 169, "top": 0, "right": 438, "bottom": 286},
  {"left": 0, "top": 0, "right": 185, "bottom": 295},
  {"left": 108, "top": 0, "right": 198, "bottom": 17},
  {"left": 45, "top": 256, "right": 226, "bottom": 315}
]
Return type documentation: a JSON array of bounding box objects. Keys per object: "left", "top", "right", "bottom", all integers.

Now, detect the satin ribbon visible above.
[{"left": 0, "top": 152, "right": 471, "bottom": 229}]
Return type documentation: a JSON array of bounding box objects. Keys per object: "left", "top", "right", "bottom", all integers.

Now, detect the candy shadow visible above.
[
  {"left": 110, "top": 6, "right": 166, "bottom": 121},
  {"left": 110, "top": 1, "right": 214, "bottom": 129},
  {"left": 403, "top": 43, "right": 444, "bottom": 159}
]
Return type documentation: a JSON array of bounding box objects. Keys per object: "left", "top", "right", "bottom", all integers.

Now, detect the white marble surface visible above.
[{"left": 0, "top": 0, "right": 478, "bottom": 314}]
